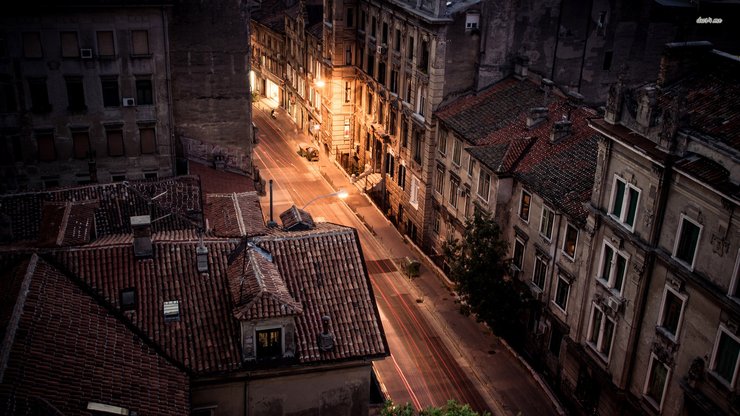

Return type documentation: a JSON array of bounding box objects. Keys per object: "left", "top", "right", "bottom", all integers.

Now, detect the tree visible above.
[
  {"left": 381, "top": 400, "right": 489, "bottom": 416},
  {"left": 443, "top": 210, "right": 531, "bottom": 343}
]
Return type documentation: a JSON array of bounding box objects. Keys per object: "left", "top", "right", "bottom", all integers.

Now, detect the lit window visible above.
[
  {"left": 710, "top": 326, "right": 740, "bottom": 387},
  {"left": 643, "top": 354, "right": 670, "bottom": 410},
  {"left": 554, "top": 275, "right": 570, "bottom": 312},
  {"left": 609, "top": 176, "right": 640, "bottom": 231},
  {"left": 588, "top": 304, "right": 615, "bottom": 359},
  {"left": 540, "top": 206, "right": 554, "bottom": 240},
  {"left": 257, "top": 328, "right": 282, "bottom": 359},
  {"left": 519, "top": 190, "right": 531, "bottom": 222},
  {"left": 673, "top": 215, "right": 702, "bottom": 270},
  {"left": 562, "top": 223, "right": 578, "bottom": 259},
  {"left": 532, "top": 255, "right": 547, "bottom": 290},
  {"left": 597, "top": 241, "right": 628, "bottom": 295},
  {"left": 657, "top": 285, "right": 686, "bottom": 339}
]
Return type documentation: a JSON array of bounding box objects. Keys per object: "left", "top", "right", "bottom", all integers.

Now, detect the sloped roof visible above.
[
  {"left": 280, "top": 205, "right": 315, "bottom": 231},
  {"left": 0, "top": 176, "right": 202, "bottom": 244},
  {"left": 37, "top": 201, "right": 98, "bottom": 247},
  {"left": 228, "top": 247, "right": 303, "bottom": 320},
  {"left": 205, "top": 192, "right": 267, "bottom": 237},
  {"left": 251, "top": 0, "right": 289, "bottom": 33},
  {"left": 436, "top": 78, "right": 548, "bottom": 145},
  {"left": 468, "top": 137, "right": 536, "bottom": 174},
  {"left": 675, "top": 152, "right": 739, "bottom": 199},
  {"left": 189, "top": 161, "right": 256, "bottom": 194},
  {"left": 0, "top": 255, "right": 189, "bottom": 416},
  {"left": 254, "top": 224, "right": 389, "bottom": 363}
]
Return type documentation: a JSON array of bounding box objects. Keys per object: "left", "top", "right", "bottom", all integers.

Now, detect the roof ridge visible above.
[
  {"left": 232, "top": 193, "right": 247, "bottom": 236},
  {"left": 55, "top": 202, "right": 72, "bottom": 247},
  {"left": 0, "top": 255, "right": 37, "bottom": 383}
]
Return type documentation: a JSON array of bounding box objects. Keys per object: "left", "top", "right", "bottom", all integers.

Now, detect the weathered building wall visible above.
[{"left": 169, "top": 0, "right": 253, "bottom": 172}]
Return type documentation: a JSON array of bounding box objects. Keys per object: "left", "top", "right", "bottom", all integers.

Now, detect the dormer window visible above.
[
  {"left": 120, "top": 288, "right": 136, "bottom": 310},
  {"left": 257, "top": 328, "right": 282, "bottom": 359},
  {"left": 465, "top": 12, "right": 480, "bottom": 31}
]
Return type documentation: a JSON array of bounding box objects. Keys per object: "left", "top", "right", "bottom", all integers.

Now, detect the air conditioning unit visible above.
[
  {"left": 122, "top": 97, "right": 136, "bottom": 107},
  {"left": 80, "top": 48, "right": 93, "bottom": 59},
  {"left": 607, "top": 296, "right": 622, "bottom": 313},
  {"left": 376, "top": 44, "right": 387, "bottom": 55}
]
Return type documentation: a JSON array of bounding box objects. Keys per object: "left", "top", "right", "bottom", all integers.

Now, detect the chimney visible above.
[
  {"left": 657, "top": 41, "right": 713, "bottom": 88},
  {"left": 526, "top": 107, "right": 549, "bottom": 128},
  {"left": 514, "top": 56, "right": 529, "bottom": 79},
  {"left": 131, "top": 215, "right": 153, "bottom": 258},
  {"left": 541, "top": 78, "right": 555, "bottom": 106},
  {"left": 316, "top": 315, "right": 335, "bottom": 352},
  {"left": 550, "top": 116, "right": 572, "bottom": 143},
  {"left": 196, "top": 235, "right": 209, "bottom": 273}
]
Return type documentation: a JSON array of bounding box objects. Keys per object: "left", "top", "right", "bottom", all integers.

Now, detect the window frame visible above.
[
  {"left": 438, "top": 131, "right": 447, "bottom": 156},
  {"left": 72, "top": 130, "right": 91, "bottom": 160},
  {"left": 452, "top": 138, "right": 462, "bottom": 167},
  {"left": 539, "top": 205, "right": 555, "bottom": 241},
  {"left": 710, "top": 325, "right": 740, "bottom": 388},
  {"left": 106, "top": 129, "right": 124, "bottom": 157},
  {"left": 519, "top": 190, "right": 531, "bottom": 222},
  {"left": 596, "top": 240, "right": 629, "bottom": 295},
  {"left": 255, "top": 327, "right": 283, "bottom": 359},
  {"left": 477, "top": 169, "right": 491, "bottom": 202},
  {"left": 513, "top": 238, "right": 525, "bottom": 272},
  {"left": 656, "top": 284, "right": 687, "bottom": 341},
  {"left": 60, "top": 31, "right": 80, "bottom": 58},
  {"left": 608, "top": 175, "right": 641, "bottom": 232},
  {"left": 532, "top": 255, "right": 548, "bottom": 290},
  {"left": 410, "top": 176, "right": 419, "bottom": 209},
  {"left": 642, "top": 353, "right": 670, "bottom": 411},
  {"left": 131, "top": 30, "right": 150, "bottom": 56},
  {"left": 553, "top": 275, "right": 570, "bottom": 313},
  {"left": 587, "top": 303, "right": 616, "bottom": 361},
  {"left": 96, "top": 30, "right": 116, "bottom": 58},
  {"left": 135, "top": 79, "right": 154, "bottom": 106},
  {"left": 449, "top": 175, "right": 459, "bottom": 208},
  {"left": 434, "top": 166, "right": 444, "bottom": 195},
  {"left": 729, "top": 248, "right": 740, "bottom": 299},
  {"left": 562, "top": 222, "right": 579, "bottom": 260},
  {"left": 672, "top": 214, "right": 702, "bottom": 271}
]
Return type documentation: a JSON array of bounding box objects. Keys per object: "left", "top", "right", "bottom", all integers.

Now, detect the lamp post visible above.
[{"left": 302, "top": 189, "right": 349, "bottom": 210}]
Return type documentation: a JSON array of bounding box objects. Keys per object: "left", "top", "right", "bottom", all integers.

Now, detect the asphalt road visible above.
[{"left": 251, "top": 107, "right": 492, "bottom": 413}]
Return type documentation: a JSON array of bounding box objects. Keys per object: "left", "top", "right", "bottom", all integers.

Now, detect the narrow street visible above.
[{"left": 252, "top": 103, "right": 561, "bottom": 416}]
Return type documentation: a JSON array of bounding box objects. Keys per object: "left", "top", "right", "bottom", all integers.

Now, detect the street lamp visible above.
[{"left": 302, "top": 189, "right": 349, "bottom": 209}]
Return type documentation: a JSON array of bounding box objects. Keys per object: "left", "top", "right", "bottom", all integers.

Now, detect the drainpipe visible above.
[
  {"left": 550, "top": 0, "right": 565, "bottom": 81},
  {"left": 577, "top": 0, "right": 594, "bottom": 93},
  {"left": 161, "top": 7, "right": 176, "bottom": 176},
  {"left": 267, "top": 179, "right": 277, "bottom": 228}
]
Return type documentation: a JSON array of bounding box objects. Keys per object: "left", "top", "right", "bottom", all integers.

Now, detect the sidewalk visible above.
[{"left": 269, "top": 106, "right": 563, "bottom": 416}]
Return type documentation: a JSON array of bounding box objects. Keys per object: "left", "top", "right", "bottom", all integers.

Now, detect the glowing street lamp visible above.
[{"left": 302, "top": 189, "right": 348, "bottom": 209}]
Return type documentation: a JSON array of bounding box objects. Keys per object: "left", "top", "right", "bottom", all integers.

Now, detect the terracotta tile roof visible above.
[
  {"left": 189, "top": 161, "right": 256, "bottom": 194},
  {"left": 38, "top": 201, "right": 98, "bottom": 247},
  {"left": 228, "top": 246, "right": 303, "bottom": 321},
  {"left": 280, "top": 205, "right": 315, "bottom": 231},
  {"left": 253, "top": 224, "right": 389, "bottom": 363},
  {"left": 460, "top": 84, "right": 599, "bottom": 223},
  {"left": 0, "top": 176, "right": 203, "bottom": 244},
  {"left": 675, "top": 153, "right": 740, "bottom": 199},
  {"left": 205, "top": 192, "right": 267, "bottom": 237},
  {"left": 436, "top": 78, "right": 548, "bottom": 145},
  {"left": 0, "top": 254, "right": 189, "bottom": 416},
  {"left": 251, "top": 0, "right": 289, "bottom": 33},
  {"left": 52, "top": 239, "right": 244, "bottom": 374}
]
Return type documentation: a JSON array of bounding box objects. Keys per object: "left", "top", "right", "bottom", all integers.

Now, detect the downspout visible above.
[
  {"left": 550, "top": 0, "right": 565, "bottom": 81},
  {"left": 577, "top": 0, "right": 594, "bottom": 93},
  {"left": 162, "top": 7, "right": 177, "bottom": 175},
  {"left": 547, "top": 211, "right": 564, "bottom": 305}
]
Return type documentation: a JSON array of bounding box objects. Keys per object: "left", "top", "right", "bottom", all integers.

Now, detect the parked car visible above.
[{"left": 297, "top": 142, "right": 319, "bottom": 161}]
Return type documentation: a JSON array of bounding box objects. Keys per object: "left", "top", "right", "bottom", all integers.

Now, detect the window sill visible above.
[
  {"left": 671, "top": 255, "right": 696, "bottom": 272},
  {"left": 706, "top": 370, "right": 735, "bottom": 392},
  {"left": 129, "top": 53, "right": 153, "bottom": 59},
  {"left": 608, "top": 214, "right": 635, "bottom": 233},
  {"left": 539, "top": 232, "right": 553, "bottom": 243},
  {"left": 655, "top": 325, "right": 679, "bottom": 344},
  {"left": 561, "top": 252, "right": 576, "bottom": 262},
  {"left": 595, "top": 277, "right": 622, "bottom": 297},
  {"left": 640, "top": 395, "right": 661, "bottom": 414},
  {"left": 551, "top": 300, "right": 568, "bottom": 315},
  {"left": 585, "top": 342, "right": 609, "bottom": 364}
]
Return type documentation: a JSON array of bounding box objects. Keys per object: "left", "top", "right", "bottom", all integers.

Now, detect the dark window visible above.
[
  {"left": 386, "top": 153, "right": 395, "bottom": 178},
  {"left": 257, "top": 328, "right": 282, "bottom": 359},
  {"left": 398, "top": 164, "right": 406, "bottom": 189},
  {"left": 107, "top": 130, "right": 124, "bottom": 157},
  {"left": 37, "top": 133, "right": 56, "bottom": 162},
  {"left": 97, "top": 31, "right": 115, "bottom": 57},
  {"left": 101, "top": 77, "right": 119, "bottom": 107},
  {"left": 72, "top": 131, "right": 90, "bottom": 159},
  {"left": 382, "top": 23, "right": 388, "bottom": 45},
  {"left": 513, "top": 239, "right": 525, "bottom": 271},
  {"left": 659, "top": 289, "right": 683, "bottom": 337},
  {"left": 345, "top": 46, "right": 352, "bottom": 65},
  {"left": 395, "top": 29, "right": 401, "bottom": 51},
  {"left": 120, "top": 288, "right": 136, "bottom": 310},
  {"left": 645, "top": 357, "right": 668, "bottom": 406},
  {"left": 549, "top": 326, "right": 563, "bottom": 355},
  {"left": 136, "top": 79, "right": 153, "bottom": 105},
  {"left": 131, "top": 30, "right": 150, "bottom": 55},
  {"left": 65, "top": 77, "right": 86, "bottom": 111},
  {"left": 554, "top": 277, "right": 570, "bottom": 311},
  {"left": 22, "top": 32, "right": 43, "bottom": 58},
  {"left": 144, "top": 172, "right": 158, "bottom": 179},
  {"left": 367, "top": 53, "right": 374, "bottom": 77},
  {"left": 675, "top": 217, "right": 701, "bottom": 267},
  {"left": 390, "top": 69, "right": 399, "bottom": 94},
  {"left": 140, "top": 127, "right": 156, "bottom": 154},
  {"left": 377, "top": 62, "right": 385, "bottom": 84},
  {"left": 401, "top": 120, "right": 408, "bottom": 148},
  {"left": 412, "top": 130, "right": 422, "bottom": 163},
  {"left": 346, "top": 8, "right": 354, "bottom": 27},
  {"left": 0, "top": 77, "right": 17, "bottom": 112},
  {"left": 389, "top": 110, "right": 397, "bottom": 135},
  {"left": 533, "top": 256, "right": 547, "bottom": 289},
  {"left": 60, "top": 32, "right": 79, "bottom": 58},
  {"left": 713, "top": 330, "right": 740, "bottom": 385},
  {"left": 407, "top": 37, "right": 414, "bottom": 60},
  {"left": 28, "top": 78, "right": 50, "bottom": 113},
  {"left": 359, "top": 10, "right": 366, "bottom": 31},
  {"left": 420, "top": 41, "right": 429, "bottom": 72},
  {"left": 371, "top": 17, "right": 377, "bottom": 38},
  {"left": 603, "top": 51, "right": 613, "bottom": 70}
]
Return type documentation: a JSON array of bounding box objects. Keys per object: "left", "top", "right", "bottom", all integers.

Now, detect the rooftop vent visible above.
[
  {"left": 163, "top": 300, "right": 180, "bottom": 322},
  {"left": 550, "top": 117, "right": 573, "bottom": 144},
  {"left": 120, "top": 288, "right": 136, "bottom": 311},
  {"left": 196, "top": 237, "right": 209, "bottom": 273},
  {"left": 317, "top": 315, "right": 335, "bottom": 352},
  {"left": 526, "top": 107, "right": 549, "bottom": 128},
  {"left": 130, "top": 215, "right": 153, "bottom": 259}
]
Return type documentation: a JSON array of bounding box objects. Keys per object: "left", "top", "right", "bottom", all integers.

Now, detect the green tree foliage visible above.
[
  {"left": 381, "top": 400, "right": 489, "bottom": 416},
  {"left": 443, "top": 210, "right": 531, "bottom": 343}
]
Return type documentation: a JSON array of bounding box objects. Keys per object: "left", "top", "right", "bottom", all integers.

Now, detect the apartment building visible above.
[{"left": 563, "top": 43, "right": 740, "bottom": 415}]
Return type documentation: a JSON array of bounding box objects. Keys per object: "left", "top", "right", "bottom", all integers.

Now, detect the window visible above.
[
  {"left": 382, "top": 22, "right": 388, "bottom": 45},
  {"left": 390, "top": 69, "right": 399, "bottom": 94},
  {"left": 711, "top": 326, "right": 740, "bottom": 387},
  {"left": 588, "top": 304, "right": 615, "bottom": 358},
  {"left": 65, "top": 77, "right": 86, "bottom": 111},
  {"left": 345, "top": 46, "right": 352, "bottom": 65},
  {"left": 562, "top": 223, "right": 578, "bottom": 259},
  {"left": 72, "top": 131, "right": 90, "bottom": 159},
  {"left": 412, "top": 130, "right": 422, "bottom": 163},
  {"left": 389, "top": 110, "right": 397, "bottom": 136},
  {"left": 359, "top": 10, "right": 366, "bottom": 31},
  {"left": 533, "top": 255, "right": 547, "bottom": 290},
  {"left": 730, "top": 249, "right": 740, "bottom": 298},
  {"left": 609, "top": 176, "right": 640, "bottom": 230},
  {"left": 140, "top": 127, "right": 156, "bottom": 154},
  {"left": 131, "top": 30, "right": 150, "bottom": 55},
  {"left": 377, "top": 61, "right": 386, "bottom": 85},
  {"left": 643, "top": 355, "right": 670, "bottom": 410},
  {"left": 467, "top": 156, "right": 474, "bottom": 177},
  {"left": 554, "top": 276, "right": 570, "bottom": 312},
  {"left": 410, "top": 176, "right": 420, "bottom": 208},
  {"left": 438, "top": 132, "right": 447, "bottom": 156},
  {"left": 420, "top": 41, "right": 429, "bottom": 72},
  {"left": 603, "top": 51, "right": 613, "bottom": 71},
  {"left": 346, "top": 8, "right": 354, "bottom": 27},
  {"left": 395, "top": 29, "right": 401, "bottom": 51},
  {"left": 397, "top": 164, "right": 406, "bottom": 190},
  {"left": 107, "top": 130, "right": 124, "bottom": 157},
  {"left": 344, "top": 82, "right": 351, "bottom": 103},
  {"left": 256, "top": 328, "right": 282, "bottom": 359},
  {"left": 401, "top": 120, "right": 408, "bottom": 148},
  {"left": 60, "top": 32, "right": 79, "bottom": 58},
  {"left": 434, "top": 166, "right": 444, "bottom": 195},
  {"left": 463, "top": 189, "right": 471, "bottom": 219},
  {"left": 28, "top": 78, "right": 50, "bottom": 113},
  {"left": 597, "top": 241, "right": 628, "bottom": 294},
  {"left": 36, "top": 132, "right": 56, "bottom": 162},
  {"left": 513, "top": 238, "right": 525, "bottom": 271},
  {"left": 519, "top": 190, "right": 531, "bottom": 222},
  {"left": 540, "top": 206, "right": 554, "bottom": 240},
  {"left": 22, "top": 32, "right": 43, "bottom": 58},
  {"left": 657, "top": 285, "right": 686, "bottom": 339},
  {"left": 371, "top": 16, "right": 377, "bottom": 38},
  {"left": 433, "top": 212, "right": 440, "bottom": 234},
  {"left": 673, "top": 215, "right": 702, "bottom": 269},
  {"left": 405, "top": 75, "right": 412, "bottom": 102},
  {"left": 449, "top": 176, "right": 459, "bottom": 208},
  {"left": 386, "top": 153, "right": 395, "bottom": 178},
  {"left": 120, "top": 288, "right": 136, "bottom": 310},
  {"left": 97, "top": 31, "right": 115, "bottom": 57},
  {"left": 477, "top": 170, "right": 490, "bottom": 201},
  {"left": 101, "top": 77, "right": 119, "bottom": 107},
  {"left": 407, "top": 36, "right": 414, "bottom": 60},
  {"left": 452, "top": 139, "right": 461, "bottom": 166},
  {"left": 366, "top": 89, "right": 373, "bottom": 114},
  {"left": 465, "top": 13, "right": 480, "bottom": 30},
  {"left": 416, "top": 85, "right": 426, "bottom": 117},
  {"left": 0, "top": 77, "right": 16, "bottom": 112},
  {"left": 136, "top": 79, "right": 153, "bottom": 105}
]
